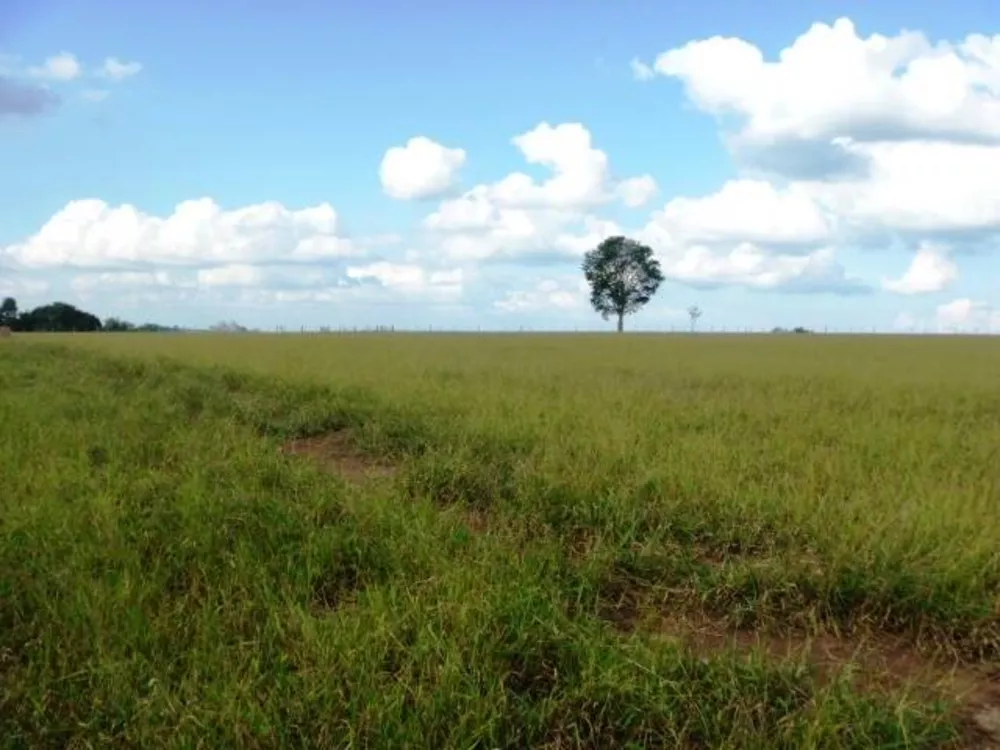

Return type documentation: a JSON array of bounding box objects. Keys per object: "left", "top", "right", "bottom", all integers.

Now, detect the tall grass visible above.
[
  {"left": 60, "top": 333, "right": 1000, "bottom": 648},
  {"left": 2, "top": 334, "right": 996, "bottom": 747}
]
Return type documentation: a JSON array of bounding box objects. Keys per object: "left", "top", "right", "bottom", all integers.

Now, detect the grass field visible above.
[{"left": 1, "top": 333, "right": 998, "bottom": 748}]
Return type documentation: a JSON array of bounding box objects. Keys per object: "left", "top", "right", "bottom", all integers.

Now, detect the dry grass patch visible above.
[
  {"left": 617, "top": 601, "right": 1000, "bottom": 748},
  {"left": 654, "top": 612, "right": 996, "bottom": 696},
  {"left": 280, "top": 429, "right": 397, "bottom": 483},
  {"left": 281, "top": 430, "right": 498, "bottom": 538}
]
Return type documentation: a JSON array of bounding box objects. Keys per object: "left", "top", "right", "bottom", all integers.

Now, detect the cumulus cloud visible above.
[
  {"left": 27, "top": 52, "right": 81, "bottom": 81},
  {"left": 645, "top": 18, "right": 1000, "bottom": 177},
  {"left": 72, "top": 270, "right": 177, "bottom": 294},
  {"left": 630, "top": 58, "right": 655, "bottom": 81},
  {"left": 0, "top": 75, "right": 58, "bottom": 116},
  {"left": 1, "top": 198, "right": 361, "bottom": 270},
  {"left": 647, "top": 179, "right": 831, "bottom": 248},
  {"left": 18, "top": 17, "right": 1000, "bottom": 322},
  {"left": 493, "top": 278, "right": 588, "bottom": 312},
  {"left": 423, "top": 196, "right": 583, "bottom": 262},
  {"left": 97, "top": 57, "right": 142, "bottom": 82},
  {"left": 622, "top": 179, "right": 864, "bottom": 293},
  {"left": 882, "top": 242, "right": 958, "bottom": 294},
  {"left": 416, "top": 124, "right": 866, "bottom": 293},
  {"left": 807, "top": 140, "right": 1000, "bottom": 238},
  {"left": 65, "top": 261, "right": 460, "bottom": 309},
  {"left": 621, "top": 18, "right": 1000, "bottom": 293},
  {"left": 495, "top": 122, "right": 612, "bottom": 209},
  {"left": 616, "top": 175, "right": 658, "bottom": 207},
  {"left": 2, "top": 191, "right": 466, "bottom": 320},
  {"left": 651, "top": 242, "right": 865, "bottom": 294},
  {"left": 380, "top": 137, "right": 466, "bottom": 200},
  {"left": 196, "top": 265, "right": 266, "bottom": 288},
  {"left": 936, "top": 298, "right": 1000, "bottom": 332},
  {"left": 1, "top": 50, "right": 141, "bottom": 115},
  {"left": 191, "top": 264, "right": 340, "bottom": 290},
  {"left": 421, "top": 122, "right": 662, "bottom": 262},
  {"left": 346, "top": 261, "right": 463, "bottom": 299}
]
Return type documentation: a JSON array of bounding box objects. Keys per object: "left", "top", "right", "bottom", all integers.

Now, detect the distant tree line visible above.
[
  {"left": 0, "top": 297, "right": 180, "bottom": 333},
  {"left": 209, "top": 320, "right": 249, "bottom": 333}
]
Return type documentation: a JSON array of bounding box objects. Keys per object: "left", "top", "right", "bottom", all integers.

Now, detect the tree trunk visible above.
[{"left": 616, "top": 311, "right": 624, "bottom": 332}]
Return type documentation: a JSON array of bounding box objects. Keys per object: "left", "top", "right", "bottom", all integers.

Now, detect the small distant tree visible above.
[
  {"left": 210, "top": 320, "right": 248, "bottom": 333},
  {"left": 687, "top": 305, "right": 702, "bottom": 333},
  {"left": 0, "top": 297, "right": 17, "bottom": 328},
  {"left": 103, "top": 316, "right": 136, "bottom": 332},
  {"left": 582, "top": 236, "right": 664, "bottom": 332}
]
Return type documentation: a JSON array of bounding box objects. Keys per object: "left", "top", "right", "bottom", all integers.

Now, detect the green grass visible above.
[{"left": 2, "top": 333, "right": 997, "bottom": 748}]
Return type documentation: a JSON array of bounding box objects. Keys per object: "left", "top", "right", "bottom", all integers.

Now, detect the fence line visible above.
[{"left": 250, "top": 325, "right": 999, "bottom": 336}]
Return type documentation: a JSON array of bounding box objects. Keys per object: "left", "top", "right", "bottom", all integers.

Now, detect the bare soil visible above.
[{"left": 280, "top": 430, "right": 397, "bottom": 483}]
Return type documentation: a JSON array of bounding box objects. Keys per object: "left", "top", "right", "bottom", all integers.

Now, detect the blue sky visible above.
[{"left": 2, "top": 0, "right": 999, "bottom": 332}]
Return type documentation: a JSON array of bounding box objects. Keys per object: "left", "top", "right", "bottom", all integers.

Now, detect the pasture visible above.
[{"left": 1, "top": 332, "right": 998, "bottom": 748}]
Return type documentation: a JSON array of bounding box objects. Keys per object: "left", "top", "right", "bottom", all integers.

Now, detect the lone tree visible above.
[
  {"left": 0, "top": 297, "right": 17, "bottom": 328},
  {"left": 582, "top": 236, "right": 664, "bottom": 332},
  {"left": 687, "top": 305, "right": 702, "bottom": 332}
]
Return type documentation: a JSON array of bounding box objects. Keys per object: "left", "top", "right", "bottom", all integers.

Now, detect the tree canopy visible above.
[
  {"left": 15, "top": 302, "right": 102, "bottom": 332},
  {"left": 0, "top": 297, "right": 17, "bottom": 328},
  {"left": 581, "top": 236, "right": 664, "bottom": 332},
  {"left": 0, "top": 298, "right": 179, "bottom": 333}
]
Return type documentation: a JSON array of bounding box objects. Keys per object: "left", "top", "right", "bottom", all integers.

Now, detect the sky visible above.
[{"left": 2, "top": 0, "right": 1000, "bottom": 333}]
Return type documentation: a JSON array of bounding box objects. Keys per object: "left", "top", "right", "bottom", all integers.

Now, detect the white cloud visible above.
[
  {"left": 551, "top": 216, "right": 625, "bottom": 257},
  {"left": 63, "top": 261, "right": 461, "bottom": 312},
  {"left": 616, "top": 175, "right": 658, "bottom": 207},
  {"left": 649, "top": 179, "right": 831, "bottom": 247},
  {"left": 196, "top": 264, "right": 266, "bottom": 288},
  {"left": 630, "top": 58, "right": 655, "bottom": 81},
  {"left": 806, "top": 140, "right": 1000, "bottom": 236},
  {"left": 380, "top": 137, "right": 466, "bottom": 200},
  {"left": 421, "top": 122, "right": 658, "bottom": 262},
  {"left": 416, "top": 124, "right": 864, "bottom": 292},
  {"left": 72, "top": 271, "right": 176, "bottom": 293},
  {"left": 2, "top": 198, "right": 360, "bottom": 269},
  {"left": 624, "top": 180, "right": 860, "bottom": 291},
  {"left": 936, "top": 298, "right": 1000, "bottom": 331},
  {"left": 97, "top": 57, "right": 142, "bottom": 82},
  {"left": 423, "top": 170, "right": 849, "bottom": 288},
  {"left": 651, "top": 242, "right": 862, "bottom": 292},
  {"left": 425, "top": 122, "right": 647, "bottom": 220},
  {"left": 346, "top": 261, "right": 463, "bottom": 298},
  {"left": 423, "top": 208, "right": 624, "bottom": 264},
  {"left": 882, "top": 242, "right": 958, "bottom": 294},
  {"left": 499, "top": 122, "right": 610, "bottom": 209},
  {"left": 494, "top": 278, "right": 588, "bottom": 312},
  {"left": 424, "top": 185, "right": 496, "bottom": 232},
  {"left": 649, "top": 18, "right": 1000, "bottom": 174},
  {"left": 24, "top": 17, "right": 1000, "bottom": 325},
  {"left": 623, "top": 19, "right": 1000, "bottom": 292},
  {"left": 70, "top": 265, "right": 337, "bottom": 295},
  {"left": 27, "top": 52, "right": 81, "bottom": 81}
]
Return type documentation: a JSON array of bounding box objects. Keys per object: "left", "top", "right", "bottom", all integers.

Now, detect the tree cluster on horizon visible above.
[{"left": 0, "top": 297, "right": 179, "bottom": 333}]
